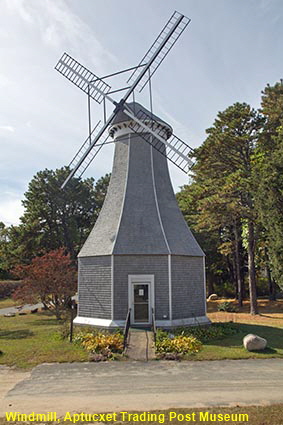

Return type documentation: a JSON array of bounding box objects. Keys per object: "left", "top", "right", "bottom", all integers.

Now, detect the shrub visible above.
[
  {"left": 13, "top": 249, "right": 76, "bottom": 320},
  {"left": 217, "top": 301, "right": 237, "bottom": 312},
  {"left": 169, "top": 322, "right": 239, "bottom": 343},
  {"left": 0, "top": 280, "right": 22, "bottom": 299},
  {"left": 156, "top": 332, "right": 202, "bottom": 356},
  {"left": 74, "top": 331, "right": 123, "bottom": 360}
]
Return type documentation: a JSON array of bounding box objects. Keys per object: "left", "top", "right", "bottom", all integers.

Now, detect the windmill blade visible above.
[
  {"left": 124, "top": 107, "right": 194, "bottom": 174},
  {"left": 126, "top": 11, "right": 190, "bottom": 93},
  {"left": 58, "top": 11, "right": 192, "bottom": 189},
  {"left": 61, "top": 120, "right": 112, "bottom": 189},
  {"left": 55, "top": 52, "right": 111, "bottom": 104}
]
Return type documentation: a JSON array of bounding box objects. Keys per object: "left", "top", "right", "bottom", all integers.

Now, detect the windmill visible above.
[{"left": 55, "top": 11, "right": 210, "bottom": 328}]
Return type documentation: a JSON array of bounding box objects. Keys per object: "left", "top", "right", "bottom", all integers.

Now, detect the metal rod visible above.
[
  {"left": 87, "top": 85, "right": 92, "bottom": 146},
  {"left": 148, "top": 68, "right": 153, "bottom": 120},
  {"left": 69, "top": 303, "right": 74, "bottom": 343},
  {"left": 103, "top": 97, "right": 106, "bottom": 124},
  {"left": 89, "top": 63, "right": 147, "bottom": 83},
  {"left": 107, "top": 86, "right": 131, "bottom": 95}
]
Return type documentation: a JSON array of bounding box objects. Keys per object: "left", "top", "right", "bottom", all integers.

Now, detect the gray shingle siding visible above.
[
  {"left": 78, "top": 256, "right": 111, "bottom": 319},
  {"left": 113, "top": 255, "right": 169, "bottom": 321},
  {"left": 171, "top": 256, "right": 206, "bottom": 319}
]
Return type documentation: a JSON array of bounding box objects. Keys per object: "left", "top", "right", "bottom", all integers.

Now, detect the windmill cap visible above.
[{"left": 109, "top": 102, "right": 173, "bottom": 139}]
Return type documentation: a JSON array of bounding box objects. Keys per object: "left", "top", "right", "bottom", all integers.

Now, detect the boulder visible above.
[
  {"left": 207, "top": 294, "right": 218, "bottom": 301},
  {"left": 243, "top": 334, "right": 267, "bottom": 351}
]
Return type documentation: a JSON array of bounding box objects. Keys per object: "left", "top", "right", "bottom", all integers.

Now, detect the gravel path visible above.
[{"left": 1, "top": 359, "right": 283, "bottom": 415}]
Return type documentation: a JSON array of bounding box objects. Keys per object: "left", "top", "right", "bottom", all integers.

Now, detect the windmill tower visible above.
[{"left": 55, "top": 11, "right": 210, "bottom": 328}]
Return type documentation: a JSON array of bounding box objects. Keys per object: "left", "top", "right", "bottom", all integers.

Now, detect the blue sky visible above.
[{"left": 0, "top": 0, "right": 282, "bottom": 225}]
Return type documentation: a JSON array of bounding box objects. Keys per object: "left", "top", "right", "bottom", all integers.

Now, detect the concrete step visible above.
[{"left": 126, "top": 328, "right": 155, "bottom": 361}]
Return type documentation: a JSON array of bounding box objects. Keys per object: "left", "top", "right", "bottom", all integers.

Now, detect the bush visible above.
[
  {"left": 74, "top": 331, "right": 123, "bottom": 360},
  {"left": 156, "top": 331, "right": 202, "bottom": 356},
  {"left": 213, "top": 282, "right": 236, "bottom": 298},
  {"left": 0, "top": 280, "right": 22, "bottom": 299},
  {"left": 174, "top": 322, "right": 239, "bottom": 342},
  {"left": 217, "top": 301, "right": 237, "bottom": 312}
]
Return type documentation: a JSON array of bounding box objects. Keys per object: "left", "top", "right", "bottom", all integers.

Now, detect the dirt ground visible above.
[{"left": 207, "top": 298, "right": 283, "bottom": 326}]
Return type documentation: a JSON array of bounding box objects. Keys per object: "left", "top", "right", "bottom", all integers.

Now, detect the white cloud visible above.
[
  {"left": 5, "top": 0, "right": 33, "bottom": 23},
  {"left": 3, "top": 0, "right": 117, "bottom": 69},
  {"left": 0, "top": 125, "right": 15, "bottom": 132},
  {"left": 0, "top": 74, "right": 11, "bottom": 88},
  {"left": 0, "top": 198, "right": 24, "bottom": 226}
]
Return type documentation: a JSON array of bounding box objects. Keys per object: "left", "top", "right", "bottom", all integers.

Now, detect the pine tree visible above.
[{"left": 190, "top": 103, "right": 262, "bottom": 313}]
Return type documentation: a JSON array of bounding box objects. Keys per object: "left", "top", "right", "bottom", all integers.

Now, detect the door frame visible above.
[{"left": 128, "top": 275, "right": 155, "bottom": 325}]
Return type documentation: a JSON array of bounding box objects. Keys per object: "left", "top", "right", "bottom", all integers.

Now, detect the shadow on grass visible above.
[
  {"left": 0, "top": 329, "right": 34, "bottom": 339},
  {"left": 36, "top": 310, "right": 55, "bottom": 316},
  {"left": 31, "top": 318, "right": 64, "bottom": 326},
  {"left": 260, "top": 314, "right": 283, "bottom": 320},
  {"left": 206, "top": 322, "right": 283, "bottom": 351}
]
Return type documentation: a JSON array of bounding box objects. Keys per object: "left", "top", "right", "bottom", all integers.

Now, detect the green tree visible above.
[
  {"left": 256, "top": 129, "right": 283, "bottom": 290},
  {"left": 177, "top": 183, "right": 232, "bottom": 297},
  {"left": 254, "top": 81, "right": 283, "bottom": 291},
  {"left": 0, "top": 222, "right": 10, "bottom": 278},
  {"left": 1, "top": 169, "right": 110, "bottom": 271},
  {"left": 189, "top": 103, "right": 262, "bottom": 313}
]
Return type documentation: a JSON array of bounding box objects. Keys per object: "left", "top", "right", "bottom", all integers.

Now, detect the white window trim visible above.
[{"left": 128, "top": 274, "right": 155, "bottom": 325}]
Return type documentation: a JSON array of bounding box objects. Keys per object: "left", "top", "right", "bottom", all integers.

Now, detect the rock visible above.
[
  {"left": 207, "top": 294, "right": 218, "bottom": 301},
  {"left": 31, "top": 308, "right": 38, "bottom": 314},
  {"left": 4, "top": 313, "right": 16, "bottom": 317},
  {"left": 243, "top": 334, "right": 267, "bottom": 351}
]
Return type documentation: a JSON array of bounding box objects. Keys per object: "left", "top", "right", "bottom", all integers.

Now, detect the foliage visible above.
[
  {"left": 178, "top": 102, "right": 263, "bottom": 313},
  {"left": 0, "top": 280, "right": 22, "bottom": 299},
  {"left": 0, "top": 222, "right": 12, "bottom": 278},
  {"left": 217, "top": 302, "right": 238, "bottom": 312},
  {"left": 177, "top": 187, "right": 231, "bottom": 296},
  {"left": 255, "top": 81, "right": 283, "bottom": 290},
  {"left": 1, "top": 307, "right": 283, "bottom": 369},
  {"left": 74, "top": 331, "right": 123, "bottom": 360},
  {"left": 173, "top": 322, "right": 239, "bottom": 342},
  {"left": 0, "top": 170, "right": 110, "bottom": 272},
  {"left": 155, "top": 331, "right": 202, "bottom": 356},
  {"left": 12, "top": 248, "right": 76, "bottom": 319}
]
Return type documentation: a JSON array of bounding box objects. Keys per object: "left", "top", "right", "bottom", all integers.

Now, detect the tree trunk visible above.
[
  {"left": 268, "top": 274, "right": 277, "bottom": 301},
  {"left": 265, "top": 247, "right": 276, "bottom": 301},
  {"left": 234, "top": 222, "right": 243, "bottom": 307},
  {"left": 54, "top": 295, "right": 62, "bottom": 320},
  {"left": 207, "top": 274, "right": 214, "bottom": 296},
  {"left": 248, "top": 220, "right": 258, "bottom": 314},
  {"left": 239, "top": 235, "right": 247, "bottom": 300}
]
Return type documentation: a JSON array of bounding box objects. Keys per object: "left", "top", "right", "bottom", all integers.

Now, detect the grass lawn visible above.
[
  {"left": 189, "top": 298, "right": 283, "bottom": 361},
  {"left": 187, "top": 321, "right": 283, "bottom": 360},
  {"left": 1, "top": 405, "right": 283, "bottom": 425},
  {"left": 1, "top": 299, "right": 283, "bottom": 368},
  {"left": 0, "top": 298, "right": 18, "bottom": 309},
  {"left": 0, "top": 310, "right": 88, "bottom": 369}
]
